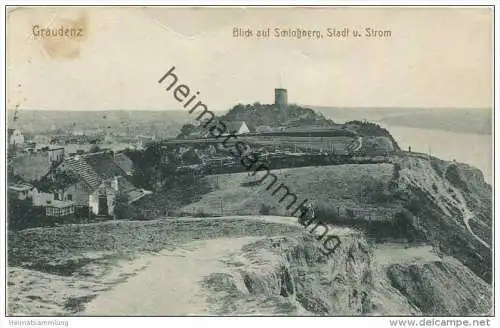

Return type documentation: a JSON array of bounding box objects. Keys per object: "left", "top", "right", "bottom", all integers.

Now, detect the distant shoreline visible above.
[
  {"left": 6, "top": 106, "right": 492, "bottom": 136},
  {"left": 379, "top": 121, "right": 492, "bottom": 136},
  {"left": 311, "top": 106, "right": 492, "bottom": 136}
]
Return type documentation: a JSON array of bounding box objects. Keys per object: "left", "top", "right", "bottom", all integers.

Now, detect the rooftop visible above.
[{"left": 8, "top": 184, "right": 33, "bottom": 192}]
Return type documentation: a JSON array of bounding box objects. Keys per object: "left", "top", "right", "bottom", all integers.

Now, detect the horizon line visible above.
[{"left": 5, "top": 105, "right": 492, "bottom": 112}]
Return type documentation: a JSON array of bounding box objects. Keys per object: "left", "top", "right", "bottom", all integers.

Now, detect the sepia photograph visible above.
[{"left": 1, "top": 2, "right": 498, "bottom": 325}]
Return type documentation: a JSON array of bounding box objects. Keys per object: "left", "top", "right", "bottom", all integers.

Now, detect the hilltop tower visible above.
[
  {"left": 274, "top": 88, "right": 288, "bottom": 108},
  {"left": 274, "top": 87, "right": 288, "bottom": 122}
]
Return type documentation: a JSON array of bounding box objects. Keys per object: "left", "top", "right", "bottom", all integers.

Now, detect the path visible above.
[{"left": 84, "top": 237, "right": 260, "bottom": 315}]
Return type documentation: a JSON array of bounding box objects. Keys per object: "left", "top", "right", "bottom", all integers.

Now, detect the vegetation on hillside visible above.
[
  {"left": 177, "top": 103, "right": 338, "bottom": 138},
  {"left": 345, "top": 120, "right": 401, "bottom": 150},
  {"left": 222, "top": 103, "right": 336, "bottom": 128}
]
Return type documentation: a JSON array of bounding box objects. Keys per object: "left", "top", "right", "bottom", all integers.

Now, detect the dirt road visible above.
[{"left": 84, "top": 237, "right": 260, "bottom": 315}]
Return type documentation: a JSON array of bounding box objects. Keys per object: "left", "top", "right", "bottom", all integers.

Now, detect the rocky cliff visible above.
[
  {"left": 201, "top": 230, "right": 491, "bottom": 316},
  {"left": 395, "top": 155, "right": 492, "bottom": 282}
]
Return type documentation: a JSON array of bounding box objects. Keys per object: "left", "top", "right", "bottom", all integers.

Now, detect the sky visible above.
[{"left": 6, "top": 6, "right": 493, "bottom": 111}]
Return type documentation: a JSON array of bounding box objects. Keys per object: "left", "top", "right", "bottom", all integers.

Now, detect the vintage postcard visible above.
[{"left": 2, "top": 3, "right": 497, "bottom": 323}]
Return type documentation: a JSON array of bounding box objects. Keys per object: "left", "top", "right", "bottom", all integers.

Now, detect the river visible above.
[{"left": 381, "top": 124, "right": 492, "bottom": 184}]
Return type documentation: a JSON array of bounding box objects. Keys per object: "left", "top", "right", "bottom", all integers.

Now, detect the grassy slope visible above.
[{"left": 178, "top": 164, "right": 401, "bottom": 220}]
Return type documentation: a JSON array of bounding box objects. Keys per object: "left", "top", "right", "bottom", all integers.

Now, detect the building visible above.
[
  {"left": 48, "top": 147, "right": 65, "bottom": 164},
  {"left": 33, "top": 135, "right": 52, "bottom": 145},
  {"left": 225, "top": 121, "right": 251, "bottom": 135},
  {"left": 135, "top": 136, "right": 155, "bottom": 150},
  {"left": 8, "top": 183, "right": 33, "bottom": 200},
  {"left": 274, "top": 88, "right": 288, "bottom": 108},
  {"left": 31, "top": 187, "right": 55, "bottom": 206},
  {"left": 41, "top": 151, "right": 149, "bottom": 217},
  {"left": 8, "top": 129, "right": 24, "bottom": 146}
]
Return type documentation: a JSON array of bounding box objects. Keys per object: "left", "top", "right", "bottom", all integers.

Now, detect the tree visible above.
[
  {"left": 8, "top": 196, "right": 42, "bottom": 230},
  {"left": 113, "top": 192, "right": 144, "bottom": 220},
  {"left": 180, "top": 124, "right": 196, "bottom": 136},
  {"left": 89, "top": 145, "right": 101, "bottom": 153}
]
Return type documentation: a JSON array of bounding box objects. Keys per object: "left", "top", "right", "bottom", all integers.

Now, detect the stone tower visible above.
[{"left": 274, "top": 88, "right": 288, "bottom": 108}]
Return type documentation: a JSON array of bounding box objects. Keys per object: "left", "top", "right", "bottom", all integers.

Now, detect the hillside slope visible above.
[
  {"left": 395, "top": 156, "right": 492, "bottom": 282},
  {"left": 178, "top": 157, "right": 492, "bottom": 283},
  {"left": 178, "top": 164, "right": 400, "bottom": 221}
]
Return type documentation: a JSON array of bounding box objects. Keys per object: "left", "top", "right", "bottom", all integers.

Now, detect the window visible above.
[{"left": 67, "top": 194, "right": 73, "bottom": 201}]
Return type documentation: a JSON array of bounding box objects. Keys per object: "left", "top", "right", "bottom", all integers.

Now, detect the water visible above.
[{"left": 382, "top": 124, "right": 492, "bottom": 184}]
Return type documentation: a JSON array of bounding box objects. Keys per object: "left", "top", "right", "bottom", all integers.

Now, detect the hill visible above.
[
  {"left": 177, "top": 102, "right": 401, "bottom": 151},
  {"left": 221, "top": 103, "right": 336, "bottom": 129},
  {"left": 176, "top": 156, "right": 492, "bottom": 282}
]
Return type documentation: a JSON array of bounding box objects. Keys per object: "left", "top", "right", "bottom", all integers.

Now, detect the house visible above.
[
  {"left": 87, "top": 134, "right": 104, "bottom": 144},
  {"left": 8, "top": 129, "right": 24, "bottom": 145},
  {"left": 207, "top": 145, "right": 217, "bottom": 155},
  {"left": 48, "top": 147, "right": 65, "bottom": 164},
  {"left": 135, "top": 136, "right": 155, "bottom": 150},
  {"left": 36, "top": 151, "right": 149, "bottom": 217},
  {"left": 31, "top": 187, "right": 56, "bottom": 206},
  {"left": 225, "top": 121, "right": 251, "bottom": 135},
  {"left": 50, "top": 134, "right": 88, "bottom": 145},
  {"left": 8, "top": 183, "right": 33, "bottom": 200},
  {"left": 10, "top": 175, "right": 71, "bottom": 217}
]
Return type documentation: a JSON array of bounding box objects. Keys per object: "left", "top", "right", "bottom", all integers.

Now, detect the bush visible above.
[
  {"left": 392, "top": 163, "right": 402, "bottom": 180},
  {"left": 241, "top": 179, "right": 262, "bottom": 188},
  {"left": 362, "top": 176, "right": 393, "bottom": 203},
  {"left": 259, "top": 204, "right": 272, "bottom": 215},
  {"left": 7, "top": 197, "right": 46, "bottom": 230},
  {"left": 313, "top": 204, "right": 347, "bottom": 225},
  {"left": 89, "top": 145, "right": 101, "bottom": 153},
  {"left": 114, "top": 203, "right": 145, "bottom": 221},
  {"left": 194, "top": 208, "right": 210, "bottom": 217},
  {"left": 75, "top": 206, "right": 95, "bottom": 219}
]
